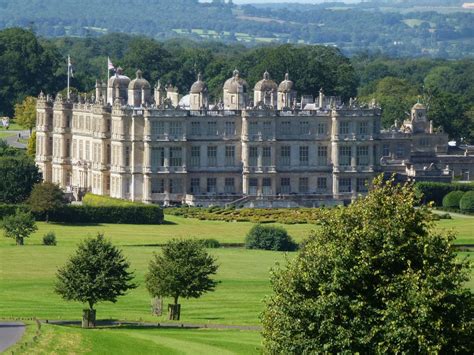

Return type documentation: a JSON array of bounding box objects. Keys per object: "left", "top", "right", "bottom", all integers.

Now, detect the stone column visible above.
[
  {"left": 351, "top": 145, "right": 357, "bottom": 168},
  {"left": 164, "top": 146, "right": 170, "bottom": 168}
]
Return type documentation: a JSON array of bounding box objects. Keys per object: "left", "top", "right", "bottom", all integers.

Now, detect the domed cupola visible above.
[
  {"left": 223, "top": 69, "right": 249, "bottom": 110},
  {"left": 277, "top": 73, "right": 297, "bottom": 110},
  {"left": 107, "top": 67, "right": 131, "bottom": 105},
  {"left": 127, "top": 69, "right": 151, "bottom": 107},
  {"left": 254, "top": 71, "right": 278, "bottom": 108},
  {"left": 189, "top": 73, "right": 209, "bottom": 110}
]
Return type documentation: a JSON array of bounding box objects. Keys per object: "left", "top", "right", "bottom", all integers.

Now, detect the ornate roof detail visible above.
[
  {"left": 254, "top": 71, "right": 277, "bottom": 92},
  {"left": 128, "top": 69, "right": 151, "bottom": 90},
  {"left": 223, "top": 69, "right": 248, "bottom": 94},
  {"left": 190, "top": 72, "right": 208, "bottom": 94},
  {"left": 278, "top": 73, "right": 294, "bottom": 93}
]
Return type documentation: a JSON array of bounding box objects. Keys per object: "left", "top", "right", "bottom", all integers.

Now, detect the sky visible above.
[{"left": 230, "top": 0, "right": 362, "bottom": 3}]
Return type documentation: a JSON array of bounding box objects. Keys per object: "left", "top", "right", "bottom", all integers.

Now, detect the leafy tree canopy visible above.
[
  {"left": 55, "top": 233, "right": 136, "bottom": 311},
  {"left": 145, "top": 239, "right": 219, "bottom": 319},
  {"left": 1, "top": 209, "right": 38, "bottom": 245},
  {"left": 262, "top": 176, "right": 473, "bottom": 353},
  {"left": 28, "top": 182, "right": 65, "bottom": 222},
  {"left": 14, "top": 96, "right": 37, "bottom": 133}
]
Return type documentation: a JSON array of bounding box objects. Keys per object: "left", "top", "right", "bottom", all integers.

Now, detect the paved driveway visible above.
[{"left": 0, "top": 322, "right": 25, "bottom": 352}]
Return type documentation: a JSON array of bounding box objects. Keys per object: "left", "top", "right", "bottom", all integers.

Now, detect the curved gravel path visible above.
[{"left": 0, "top": 321, "right": 26, "bottom": 352}]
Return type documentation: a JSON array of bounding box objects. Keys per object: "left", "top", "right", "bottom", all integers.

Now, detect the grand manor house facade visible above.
[{"left": 35, "top": 69, "right": 474, "bottom": 207}]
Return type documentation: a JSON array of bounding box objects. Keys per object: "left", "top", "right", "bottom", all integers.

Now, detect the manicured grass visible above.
[
  {"left": 13, "top": 324, "right": 261, "bottom": 354},
  {"left": 0, "top": 243, "right": 286, "bottom": 325},
  {"left": 24, "top": 214, "right": 316, "bottom": 246},
  {"left": 1, "top": 213, "right": 472, "bottom": 353}
]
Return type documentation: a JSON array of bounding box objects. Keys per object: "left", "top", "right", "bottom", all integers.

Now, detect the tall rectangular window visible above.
[
  {"left": 262, "top": 178, "right": 272, "bottom": 195},
  {"left": 249, "top": 146, "right": 258, "bottom": 166},
  {"left": 299, "top": 146, "right": 309, "bottom": 166},
  {"left": 299, "top": 177, "right": 309, "bottom": 193},
  {"left": 317, "top": 122, "right": 327, "bottom": 135},
  {"left": 249, "top": 121, "right": 259, "bottom": 135},
  {"left": 280, "top": 146, "right": 291, "bottom": 166},
  {"left": 280, "top": 121, "right": 291, "bottom": 135},
  {"left": 280, "top": 177, "right": 291, "bottom": 194},
  {"left": 317, "top": 177, "right": 327, "bottom": 192},
  {"left": 224, "top": 178, "right": 235, "bottom": 194},
  {"left": 207, "top": 178, "right": 217, "bottom": 193},
  {"left": 225, "top": 145, "right": 235, "bottom": 166},
  {"left": 86, "top": 142, "right": 91, "bottom": 161},
  {"left": 151, "top": 147, "right": 165, "bottom": 167},
  {"left": 207, "top": 121, "right": 217, "bottom": 136},
  {"left": 249, "top": 178, "right": 258, "bottom": 195},
  {"left": 151, "top": 121, "right": 165, "bottom": 135},
  {"left": 339, "top": 121, "right": 350, "bottom": 135},
  {"left": 207, "top": 146, "right": 217, "bottom": 167},
  {"left": 169, "top": 121, "right": 182, "bottom": 136},
  {"left": 383, "top": 144, "right": 390, "bottom": 157},
  {"left": 124, "top": 146, "right": 130, "bottom": 166},
  {"left": 262, "top": 147, "right": 271, "bottom": 166},
  {"left": 170, "top": 178, "right": 183, "bottom": 193},
  {"left": 357, "top": 121, "right": 368, "bottom": 135},
  {"left": 263, "top": 121, "right": 272, "bottom": 137},
  {"left": 339, "top": 178, "right": 352, "bottom": 193},
  {"left": 339, "top": 146, "right": 352, "bottom": 166},
  {"left": 151, "top": 178, "right": 165, "bottom": 193},
  {"left": 225, "top": 121, "right": 235, "bottom": 136},
  {"left": 299, "top": 121, "right": 310, "bottom": 135},
  {"left": 190, "top": 146, "right": 200, "bottom": 167},
  {"left": 317, "top": 146, "right": 328, "bottom": 166},
  {"left": 190, "top": 178, "right": 200, "bottom": 194},
  {"left": 191, "top": 121, "right": 201, "bottom": 136},
  {"left": 356, "top": 146, "right": 369, "bottom": 166},
  {"left": 169, "top": 147, "right": 182, "bottom": 167}
]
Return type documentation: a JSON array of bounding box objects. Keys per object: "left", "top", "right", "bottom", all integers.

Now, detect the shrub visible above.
[
  {"left": 442, "top": 191, "right": 465, "bottom": 209},
  {"left": 459, "top": 191, "right": 474, "bottom": 213},
  {"left": 43, "top": 231, "right": 57, "bottom": 246},
  {"left": 201, "top": 238, "right": 221, "bottom": 248},
  {"left": 245, "top": 224, "right": 297, "bottom": 251},
  {"left": 415, "top": 182, "right": 474, "bottom": 206}
]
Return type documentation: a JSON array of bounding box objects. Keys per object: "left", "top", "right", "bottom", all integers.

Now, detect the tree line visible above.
[{"left": 1, "top": 28, "right": 473, "bottom": 142}]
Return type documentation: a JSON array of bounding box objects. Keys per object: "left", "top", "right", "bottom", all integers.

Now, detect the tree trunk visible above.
[
  {"left": 82, "top": 308, "right": 96, "bottom": 328},
  {"left": 168, "top": 296, "right": 181, "bottom": 320},
  {"left": 16, "top": 237, "right": 24, "bottom": 246}
]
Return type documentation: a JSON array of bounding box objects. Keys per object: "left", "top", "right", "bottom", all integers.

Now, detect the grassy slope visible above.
[
  {"left": 15, "top": 324, "right": 261, "bottom": 355},
  {"left": 1, "top": 214, "right": 472, "bottom": 354}
]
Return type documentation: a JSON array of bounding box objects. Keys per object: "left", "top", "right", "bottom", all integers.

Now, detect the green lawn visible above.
[
  {"left": 1, "top": 213, "right": 472, "bottom": 354},
  {"left": 11, "top": 323, "right": 261, "bottom": 354}
]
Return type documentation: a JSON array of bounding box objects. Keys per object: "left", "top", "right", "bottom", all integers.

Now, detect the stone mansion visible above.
[{"left": 35, "top": 68, "right": 474, "bottom": 207}]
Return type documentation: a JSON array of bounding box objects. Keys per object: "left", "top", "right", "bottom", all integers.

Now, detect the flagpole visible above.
[
  {"left": 107, "top": 57, "right": 110, "bottom": 103},
  {"left": 67, "top": 55, "right": 70, "bottom": 101}
]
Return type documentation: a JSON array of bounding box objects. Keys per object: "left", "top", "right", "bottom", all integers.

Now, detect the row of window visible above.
[
  {"left": 338, "top": 121, "right": 372, "bottom": 135},
  {"left": 151, "top": 121, "right": 236, "bottom": 137}
]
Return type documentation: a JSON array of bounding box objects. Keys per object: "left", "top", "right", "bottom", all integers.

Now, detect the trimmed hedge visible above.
[
  {"left": 0, "top": 204, "right": 164, "bottom": 224},
  {"left": 415, "top": 182, "right": 474, "bottom": 206},
  {"left": 49, "top": 205, "right": 163, "bottom": 224},
  {"left": 460, "top": 191, "right": 474, "bottom": 213},
  {"left": 442, "top": 191, "right": 465, "bottom": 209}
]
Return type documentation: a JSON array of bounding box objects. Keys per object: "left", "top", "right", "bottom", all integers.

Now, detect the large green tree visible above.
[
  {"left": 14, "top": 96, "right": 37, "bottom": 134},
  {"left": 262, "top": 176, "right": 473, "bottom": 353},
  {"left": 0, "top": 28, "right": 60, "bottom": 116},
  {"left": 28, "top": 182, "right": 65, "bottom": 222},
  {"left": 55, "top": 234, "right": 136, "bottom": 328},
  {"left": 145, "top": 239, "right": 219, "bottom": 320},
  {"left": 0, "top": 154, "right": 41, "bottom": 203},
  {"left": 1, "top": 209, "right": 38, "bottom": 246}
]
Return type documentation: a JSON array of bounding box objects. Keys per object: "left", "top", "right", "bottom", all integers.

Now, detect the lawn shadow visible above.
[
  {"left": 161, "top": 220, "right": 177, "bottom": 225},
  {"left": 47, "top": 222, "right": 104, "bottom": 227}
]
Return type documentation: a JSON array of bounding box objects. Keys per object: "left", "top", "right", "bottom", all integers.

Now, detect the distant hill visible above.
[{"left": 0, "top": 0, "right": 473, "bottom": 58}]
